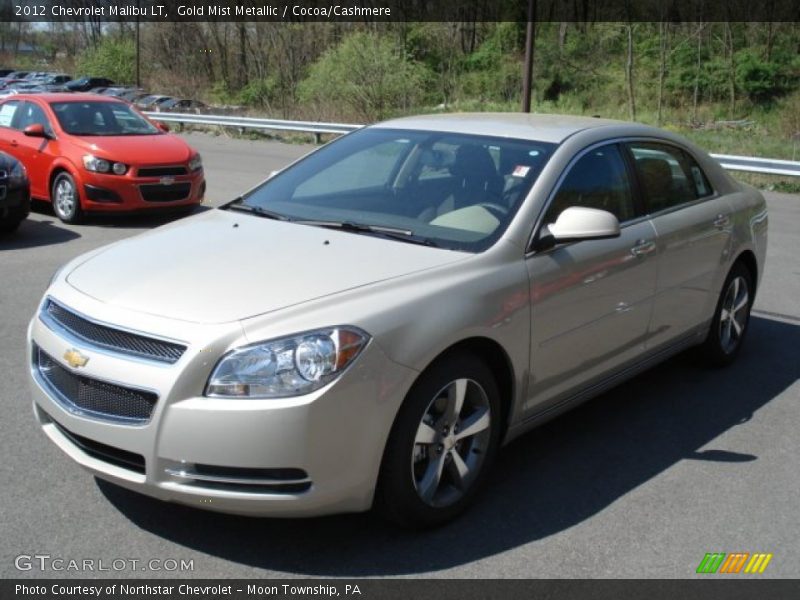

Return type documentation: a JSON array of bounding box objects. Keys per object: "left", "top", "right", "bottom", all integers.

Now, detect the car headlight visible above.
[
  {"left": 189, "top": 154, "right": 202, "bottom": 171},
  {"left": 206, "top": 327, "right": 369, "bottom": 398},
  {"left": 8, "top": 161, "right": 27, "bottom": 185},
  {"left": 83, "top": 155, "right": 128, "bottom": 175}
]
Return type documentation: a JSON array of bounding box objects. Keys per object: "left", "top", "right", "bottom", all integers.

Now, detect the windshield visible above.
[
  {"left": 50, "top": 101, "right": 160, "bottom": 136},
  {"left": 236, "top": 128, "right": 555, "bottom": 252}
]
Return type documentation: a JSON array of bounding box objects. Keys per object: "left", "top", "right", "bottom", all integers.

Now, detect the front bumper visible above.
[
  {"left": 78, "top": 169, "right": 205, "bottom": 212},
  {"left": 27, "top": 293, "right": 416, "bottom": 517}
]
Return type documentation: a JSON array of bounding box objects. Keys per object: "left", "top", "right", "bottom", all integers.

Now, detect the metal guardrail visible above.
[
  {"left": 143, "top": 111, "right": 360, "bottom": 136},
  {"left": 709, "top": 154, "right": 800, "bottom": 178},
  {"left": 144, "top": 111, "right": 800, "bottom": 177}
]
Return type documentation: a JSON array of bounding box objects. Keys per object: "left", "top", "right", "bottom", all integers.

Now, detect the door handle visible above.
[
  {"left": 9, "top": 140, "right": 17, "bottom": 147},
  {"left": 713, "top": 214, "right": 730, "bottom": 229},
  {"left": 630, "top": 239, "right": 656, "bottom": 257}
]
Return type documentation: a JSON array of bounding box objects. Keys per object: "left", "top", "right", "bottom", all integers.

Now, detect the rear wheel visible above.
[
  {"left": 376, "top": 353, "right": 502, "bottom": 528},
  {"left": 51, "top": 172, "right": 83, "bottom": 224},
  {"left": 699, "top": 262, "right": 754, "bottom": 367}
]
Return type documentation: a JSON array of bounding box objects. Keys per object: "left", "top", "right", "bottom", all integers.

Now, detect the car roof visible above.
[
  {"left": 373, "top": 112, "right": 660, "bottom": 144},
  {"left": 9, "top": 93, "right": 125, "bottom": 103}
]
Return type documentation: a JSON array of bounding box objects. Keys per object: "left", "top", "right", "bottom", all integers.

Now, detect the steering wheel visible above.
[{"left": 477, "top": 202, "right": 509, "bottom": 218}]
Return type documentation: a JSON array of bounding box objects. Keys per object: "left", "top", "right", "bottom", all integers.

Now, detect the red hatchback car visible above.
[{"left": 0, "top": 93, "right": 205, "bottom": 223}]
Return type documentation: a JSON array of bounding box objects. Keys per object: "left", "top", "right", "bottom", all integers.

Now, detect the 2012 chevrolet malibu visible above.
[{"left": 28, "top": 114, "right": 767, "bottom": 527}]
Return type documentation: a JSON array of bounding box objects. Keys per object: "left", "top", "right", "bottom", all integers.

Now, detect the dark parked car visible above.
[
  {"left": 0, "top": 69, "right": 14, "bottom": 78},
  {"left": 66, "top": 77, "right": 115, "bottom": 92},
  {"left": 0, "top": 151, "right": 31, "bottom": 233},
  {"left": 42, "top": 74, "right": 72, "bottom": 85}
]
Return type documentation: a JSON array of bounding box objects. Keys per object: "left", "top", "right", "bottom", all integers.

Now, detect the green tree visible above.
[
  {"left": 298, "top": 31, "right": 428, "bottom": 121},
  {"left": 459, "top": 22, "right": 523, "bottom": 103},
  {"left": 76, "top": 37, "right": 135, "bottom": 83}
]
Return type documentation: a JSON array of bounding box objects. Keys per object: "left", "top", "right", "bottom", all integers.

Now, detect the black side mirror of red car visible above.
[
  {"left": 23, "top": 123, "right": 51, "bottom": 139},
  {"left": 156, "top": 121, "right": 170, "bottom": 132}
]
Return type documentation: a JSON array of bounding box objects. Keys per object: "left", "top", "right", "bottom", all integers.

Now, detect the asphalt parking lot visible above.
[{"left": 1, "top": 132, "right": 798, "bottom": 579}]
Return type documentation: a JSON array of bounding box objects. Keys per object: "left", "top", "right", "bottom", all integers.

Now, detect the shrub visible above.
[
  {"left": 298, "top": 32, "right": 428, "bottom": 121},
  {"left": 76, "top": 38, "right": 136, "bottom": 83}
]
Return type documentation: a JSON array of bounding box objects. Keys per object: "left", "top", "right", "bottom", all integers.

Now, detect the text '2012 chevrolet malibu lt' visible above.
[{"left": 28, "top": 114, "right": 767, "bottom": 527}]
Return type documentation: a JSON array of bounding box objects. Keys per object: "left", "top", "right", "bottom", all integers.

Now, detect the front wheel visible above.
[
  {"left": 699, "top": 262, "right": 754, "bottom": 367},
  {"left": 51, "top": 172, "right": 83, "bottom": 224},
  {"left": 376, "top": 353, "right": 502, "bottom": 528}
]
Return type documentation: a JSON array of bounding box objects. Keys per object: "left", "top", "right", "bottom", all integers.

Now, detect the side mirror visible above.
[
  {"left": 23, "top": 123, "right": 48, "bottom": 138},
  {"left": 155, "top": 121, "right": 170, "bottom": 132},
  {"left": 535, "top": 206, "right": 620, "bottom": 250}
]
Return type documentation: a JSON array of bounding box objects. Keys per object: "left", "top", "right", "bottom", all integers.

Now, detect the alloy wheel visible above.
[
  {"left": 411, "top": 378, "right": 492, "bottom": 508},
  {"left": 719, "top": 275, "right": 749, "bottom": 354},
  {"left": 54, "top": 178, "right": 76, "bottom": 219}
]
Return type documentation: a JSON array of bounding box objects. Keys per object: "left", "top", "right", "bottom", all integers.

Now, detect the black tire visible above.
[
  {"left": 376, "top": 353, "right": 502, "bottom": 528},
  {"left": 51, "top": 172, "right": 83, "bottom": 224},
  {"left": 698, "top": 262, "right": 754, "bottom": 367},
  {"left": 0, "top": 217, "right": 22, "bottom": 233}
]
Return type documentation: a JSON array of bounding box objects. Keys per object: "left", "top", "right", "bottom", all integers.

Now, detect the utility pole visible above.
[
  {"left": 522, "top": 0, "right": 536, "bottom": 112},
  {"left": 135, "top": 0, "right": 141, "bottom": 87}
]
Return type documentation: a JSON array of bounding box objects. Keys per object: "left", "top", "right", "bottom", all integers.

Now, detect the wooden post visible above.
[{"left": 522, "top": 0, "right": 536, "bottom": 113}]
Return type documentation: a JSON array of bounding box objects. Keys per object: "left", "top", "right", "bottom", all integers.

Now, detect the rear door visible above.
[{"left": 625, "top": 141, "right": 731, "bottom": 347}]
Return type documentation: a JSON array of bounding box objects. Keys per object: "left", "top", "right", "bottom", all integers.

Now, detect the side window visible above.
[
  {"left": 15, "top": 102, "right": 51, "bottom": 132},
  {"left": 628, "top": 142, "right": 710, "bottom": 213},
  {"left": 544, "top": 144, "right": 635, "bottom": 224},
  {"left": 0, "top": 101, "right": 20, "bottom": 128}
]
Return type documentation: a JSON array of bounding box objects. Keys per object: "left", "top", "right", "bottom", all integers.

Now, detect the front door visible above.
[
  {"left": 11, "top": 100, "right": 57, "bottom": 199},
  {"left": 525, "top": 143, "right": 658, "bottom": 414}
]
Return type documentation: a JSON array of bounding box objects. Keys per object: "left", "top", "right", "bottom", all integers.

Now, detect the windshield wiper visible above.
[
  {"left": 224, "top": 198, "right": 290, "bottom": 221},
  {"left": 293, "top": 219, "right": 439, "bottom": 247}
]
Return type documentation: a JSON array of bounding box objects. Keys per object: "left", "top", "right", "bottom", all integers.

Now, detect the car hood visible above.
[
  {"left": 68, "top": 133, "right": 193, "bottom": 164},
  {"left": 65, "top": 209, "right": 468, "bottom": 324}
]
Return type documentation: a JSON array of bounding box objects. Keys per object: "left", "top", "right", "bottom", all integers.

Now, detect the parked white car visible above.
[{"left": 28, "top": 114, "right": 767, "bottom": 527}]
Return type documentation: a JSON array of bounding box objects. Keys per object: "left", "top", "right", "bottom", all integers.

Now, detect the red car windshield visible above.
[{"left": 50, "top": 101, "right": 160, "bottom": 136}]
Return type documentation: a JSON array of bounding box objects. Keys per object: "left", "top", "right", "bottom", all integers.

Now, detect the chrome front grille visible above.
[
  {"left": 35, "top": 346, "right": 158, "bottom": 423},
  {"left": 41, "top": 299, "right": 186, "bottom": 364}
]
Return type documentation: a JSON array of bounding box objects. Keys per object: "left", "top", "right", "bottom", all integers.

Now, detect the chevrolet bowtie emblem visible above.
[{"left": 63, "top": 348, "right": 89, "bottom": 369}]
